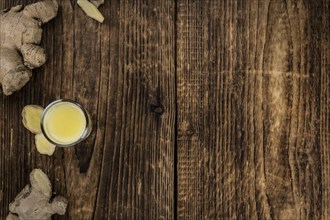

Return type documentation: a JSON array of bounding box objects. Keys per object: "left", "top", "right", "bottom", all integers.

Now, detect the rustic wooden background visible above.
[{"left": 0, "top": 0, "right": 329, "bottom": 219}]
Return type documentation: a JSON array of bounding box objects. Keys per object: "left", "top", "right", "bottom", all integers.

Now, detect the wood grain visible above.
[
  {"left": 0, "top": 0, "right": 175, "bottom": 219},
  {"left": 176, "top": 0, "right": 330, "bottom": 219},
  {"left": 1, "top": 0, "right": 329, "bottom": 219},
  {"left": 321, "top": 1, "right": 330, "bottom": 219}
]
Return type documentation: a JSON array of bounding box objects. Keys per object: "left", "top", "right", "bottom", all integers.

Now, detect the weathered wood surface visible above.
[
  {"left": 0, "top": 0, "right": 175, "bottom": 219},
  {"left": 176, "top": 0, "right": 330, "bottom": 219},
  {"left": 1, "top": 0, "right": 329, "bottom": 219}
]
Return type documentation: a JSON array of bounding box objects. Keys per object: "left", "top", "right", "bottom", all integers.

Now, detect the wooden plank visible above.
[
  {"left": 176, "top": 1, "right": 211, "bottom": 219},
  {"left": 176, "top": 0, "right": 329, "bottom": 219},
  {"left": 321, "top": 1, "right": 330, "bottom": 219},
  {"left": 92, "top": 0, "right": 176, "bottom": 219},
  {"left": 0, "top": 0, "right": 62, "bottom": 218},
  {"left": 0, "top": 0, "right": 176, "bottom": 219}
]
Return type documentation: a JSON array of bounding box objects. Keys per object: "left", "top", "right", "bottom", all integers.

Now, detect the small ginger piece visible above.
[
  {"left": 22, "top": 105, "right": 44, "bottom": 134},
  {"left": 35, "top": 134, "right": 56, "bottom": 156},
  {"left": 0, "top": 0, "right": 59, "bottom": 95},
  {"left": 6, "top": 169, "right": 68, "bottom": 220},
  {"left": 22, "top": 104, "right": 57, "bottom": 155},
  {"left": 77, "top": 0, "right": 104, "bottom": 23}
]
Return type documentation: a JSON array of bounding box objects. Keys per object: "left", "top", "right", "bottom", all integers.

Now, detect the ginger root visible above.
[
  {"left": 35, "top": 133, "right": 56, "bottom": 156},
  {"left": 22, "top": 104, "right": 57, "bottom": 156},
  {"left": 6, "top": 169, "right": 68, "bottom": 220},
  {"left": 77, "top": 0, "right": 104, "bottom": 23},
  {"left": 0, "top": 0, "right": 58, "bottom": 95},
  {"left": 22, "top": 105, "right": 44, "bottom": 134}
]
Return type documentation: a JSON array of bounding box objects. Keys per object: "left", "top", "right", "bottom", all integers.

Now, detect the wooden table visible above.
[{"left": 1, "top": 0, "right": 329, "bottom": 219}]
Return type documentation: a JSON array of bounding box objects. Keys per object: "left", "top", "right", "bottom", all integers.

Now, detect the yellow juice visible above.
[{"left": 43, "top": 102, "right": 87, "bottom": 145}]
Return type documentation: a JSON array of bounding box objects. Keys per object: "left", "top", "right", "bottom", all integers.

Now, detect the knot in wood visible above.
[{"left": 150, "top": 103, "right": 164, "bottom": 115}]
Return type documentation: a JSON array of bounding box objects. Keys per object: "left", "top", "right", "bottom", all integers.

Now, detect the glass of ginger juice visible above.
[{"left": 41, "top": 99, "right": 92, "bottom": 147}]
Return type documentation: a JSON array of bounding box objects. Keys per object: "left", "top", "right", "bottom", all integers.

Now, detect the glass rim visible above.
[{"left": 40, "top": 99, "right": 90, "bottom": 147}]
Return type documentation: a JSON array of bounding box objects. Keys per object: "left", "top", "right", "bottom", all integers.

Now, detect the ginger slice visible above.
[
  {"left": 22, "top": 105, "right": 57, "bottom": 156},
  {"left": 77, "top": 0, "right": 104, "bottom": 23},
  {"left": 35, "top": 134, "right": 56, "bottom": 156},
  {"left": 22, "top": 105, "right": 44, "bottom": 134}
]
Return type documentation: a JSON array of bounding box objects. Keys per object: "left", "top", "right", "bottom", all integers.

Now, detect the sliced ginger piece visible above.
[
  {"left": 22, "top": 105, "right": 44, "bottom": 134},
  {"left": 77, "top": 0, "right": 104, "bottom": 23},
  {"left": 22, "top": 105, "right": 57, "bottom": 156},
  {"left": 35, "top": 134, "right": 56, "bottom": 156}
]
